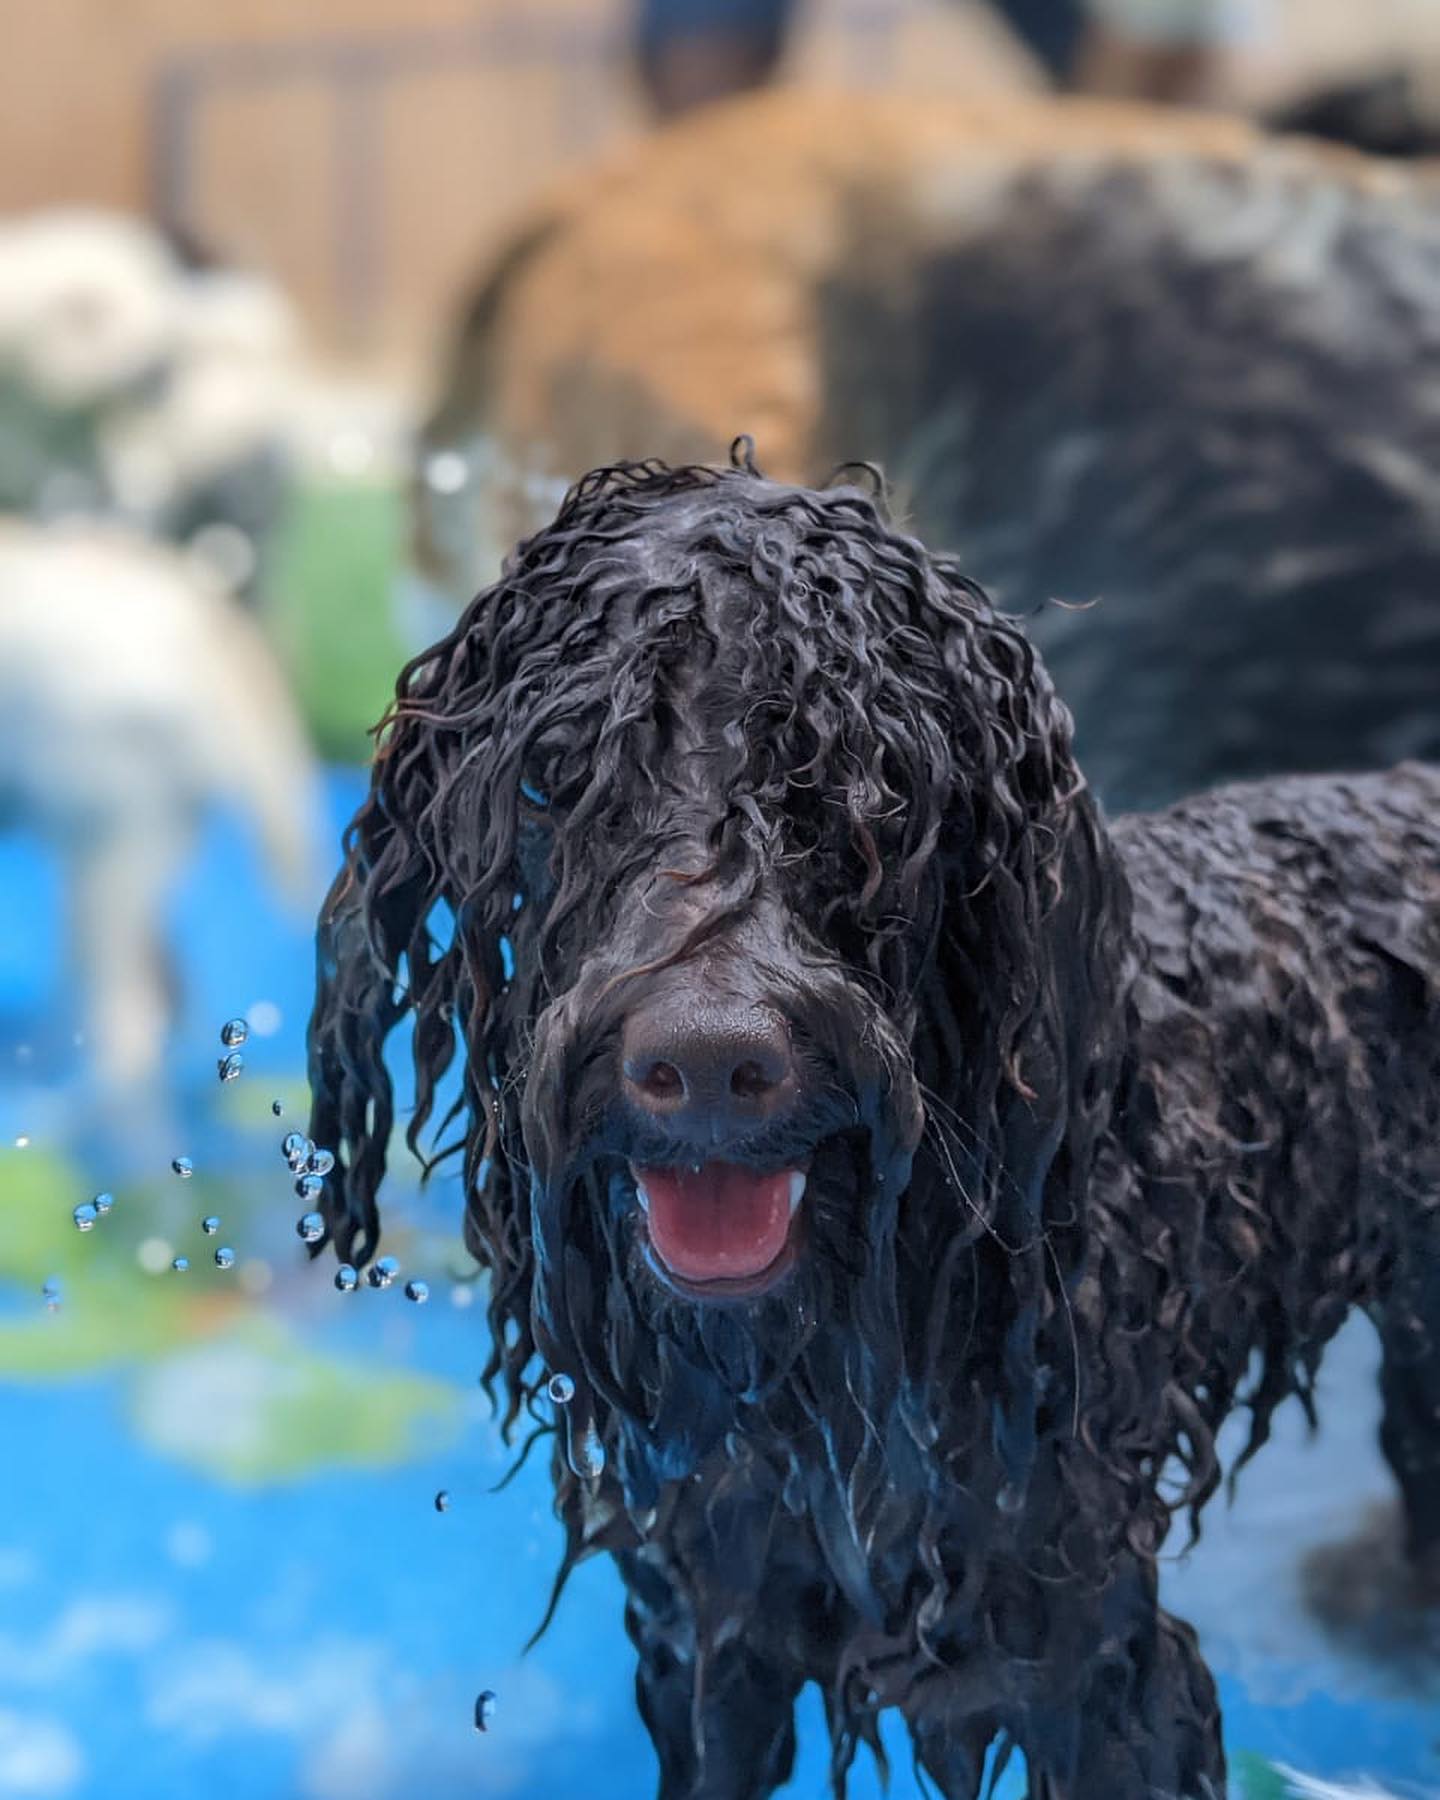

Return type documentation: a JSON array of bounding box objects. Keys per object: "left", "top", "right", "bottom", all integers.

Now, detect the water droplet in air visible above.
[
  {"left": 42, "top": 1278, "right": 61, "bottom": 1311},
  {"left": 295, "top": 1173, "right": 324, "bottom": 1202},
  {"left": 367, "top": 1255, "right": 399, "bottom": 1290},
  {"left": 214, "top": 1247, "right": 236, "bottom": 1270},
  {"left": 172, "top": 1256, "right": 189, "bottom": 1273},
  {"left": 14, "top": 1135, "right": 30, "bottom": 1149},
  {"left": 201, "top": 1215, "right": 220, "bottom": 1236},
  {"left": 220, "top": 1018, "right": 249, "bottom": 1048},
  {"left": 334, "top": 1264, "right": 358, "bottom": 1293},
  {"left": 424, "top": 449, "right": 468, "bottom": 495},
  {"left": 271, "top": 1100, "right": 284, "bottom": 1117},
  {"left": 217, "top": 1052, "right": 243, "bottom": 1083},
  {"left": 473, "top": 1690, "right": 497, "bottom": 1732},
  {"left": 404, "top": 1279, "right": 429, "bottom": 1304},
  {"left": 284, "top": 1134, "right": 314, "bottom": 1173},
  {"left": 434, "top": 1489, "right": 450, "bottom": 1512},
  {"left": 296, "top": 1211, "right": 324, "bottom": 1243},
  {"left": 547, "top": 1372, "right": 576, "bottom": 1406},
  {"left": 92, "top": 1191, "right": 114, "bottom": 1216},
  {"left": 172, "top": 1156, "right": 194, "bottom": 1178},
  {"left": 307, "top": 1148, "right": 335, "bottom": 1177},
  {"left": 73, "top": 1202, "right": 98, "bottom": 1231}
]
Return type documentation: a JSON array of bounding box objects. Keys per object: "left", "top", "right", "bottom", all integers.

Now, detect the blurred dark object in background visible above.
[
  {"left": 635, "top": 0, "right": 1231, "bottom": 116},
  {"left": 636, "top": 0, "right": 796, "bottom": 118},
  {"left": 412, "top": 89, "right": 1440, "bottom": 815},
  {"left": 1270, "top": 65, "right": 1440, "bottom": 160}
]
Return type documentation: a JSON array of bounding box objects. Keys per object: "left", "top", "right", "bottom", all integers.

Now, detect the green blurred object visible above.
[
  {"left": 0, "top": 1146, "right": 464, "bottom": 1481},
  {"left": 0, "top": 1146, "right": 243, "bottom": 1377},
  {"left": 268, "top": 480, "right": 406, "bottom": 763},
  {"left": 126, "top": 1318, "right": 466, "bottom": 1485},
  {"left": 1231, "top": 1751, "right": 1293, "bottom": 1800}
]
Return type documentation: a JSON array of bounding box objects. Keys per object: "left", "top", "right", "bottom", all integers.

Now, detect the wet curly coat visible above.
[{"left": 309, "top": 455, "right": 1440, "bottom": 1799}]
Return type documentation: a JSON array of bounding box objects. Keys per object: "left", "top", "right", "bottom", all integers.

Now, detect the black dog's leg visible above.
[
  {"left": 1025, "top": 1590, "right": 1224, "bottom": 1799},
  {"left": 621, "top": 1556, "right": 801, "bottom": 1800},
  {"left": 905, "top": 1703, "right": 997, "bottom": 1800},
  {"left": 1378, "top": 1254, "right": 1440, "bottom": 1582}
]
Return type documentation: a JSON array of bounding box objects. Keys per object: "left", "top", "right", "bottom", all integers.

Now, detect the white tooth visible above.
[
  {"left": 629, "top": 1165, "right": 652, "bottom": 1214},
  {"left": 787, "top": 1171, "right": 807, "bottom": 1214}
]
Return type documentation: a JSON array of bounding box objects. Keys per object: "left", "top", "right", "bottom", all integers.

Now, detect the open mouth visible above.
[{"left": 630, "top": 1159, "right": 807, "bottom": 1299}]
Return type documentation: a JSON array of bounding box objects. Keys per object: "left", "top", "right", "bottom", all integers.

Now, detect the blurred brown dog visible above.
[{"left": 411, "top": 90, "right": 1440, "bottom": 812}]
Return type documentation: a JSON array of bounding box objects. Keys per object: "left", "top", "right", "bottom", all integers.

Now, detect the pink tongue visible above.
[{"left": 640, "top": 1162, "right": 794, "bottom": 1283}]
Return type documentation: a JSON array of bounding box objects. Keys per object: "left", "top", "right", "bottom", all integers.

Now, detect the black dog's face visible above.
[
  {"left": 509, "top": 544, "right": 928, "bottom": 1366},
  {"left": 311, "top": 459, "right": 1097, "bottom": 1434},
  {"left": 526, "top": 868, "right": 915, "bottom": 1308}
]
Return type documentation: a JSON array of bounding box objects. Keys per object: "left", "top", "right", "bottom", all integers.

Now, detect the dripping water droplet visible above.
[{"left": 564, "top": 1414, "right": 606, "bottom": 1481}]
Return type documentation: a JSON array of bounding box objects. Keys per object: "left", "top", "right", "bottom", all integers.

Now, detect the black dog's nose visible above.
[{"left": 621, "top": 993, "right": 797, "bottom": 1142}]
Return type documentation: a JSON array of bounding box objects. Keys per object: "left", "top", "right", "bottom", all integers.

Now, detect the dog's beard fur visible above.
[{"left": 523, "top": 987, "right": 919, "bottom": 1499}]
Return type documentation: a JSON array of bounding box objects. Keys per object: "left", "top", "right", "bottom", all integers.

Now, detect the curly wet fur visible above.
[{"left": 308, "top": 454, "right": 1440, "bottom": 1799}]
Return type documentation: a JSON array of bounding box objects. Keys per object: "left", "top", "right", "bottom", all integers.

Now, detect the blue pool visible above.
[{"left": 0, "top": 772, "right": 1435, "bottom": 1800}]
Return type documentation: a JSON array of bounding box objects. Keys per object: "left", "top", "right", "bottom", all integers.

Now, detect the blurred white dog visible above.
[
  {"left": 0, "top": 521, "right": 322, "bottom": 1085},
  {"left": 0, "top": 209, "right": 302, "bottom": 599},
  {"left": 0, "top": 210, "right": 178, "bottom": 414}
]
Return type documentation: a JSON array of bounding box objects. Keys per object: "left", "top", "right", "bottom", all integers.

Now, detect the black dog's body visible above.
[
  {"left": 309, "top": 460, "right": 1440, "bottom": 1798},
  {"left": 619, "top": 766, "right": 1440, "bottom": 1800}
]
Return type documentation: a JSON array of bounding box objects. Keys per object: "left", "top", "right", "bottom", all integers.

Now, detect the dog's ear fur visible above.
[
  {"left": 917, "top": 579, "right": 1130, "bottom": 1513},
  {"left": 305, "top": 627, "right": 542, "bottom": 1428},
  {"left": 305, "top": 646, "right": 500, "bottom": 1256}
]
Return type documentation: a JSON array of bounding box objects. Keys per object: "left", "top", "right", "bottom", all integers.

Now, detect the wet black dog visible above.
[{"left": 309, "top": 456, "right": 1440, "bottom": 1799}]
